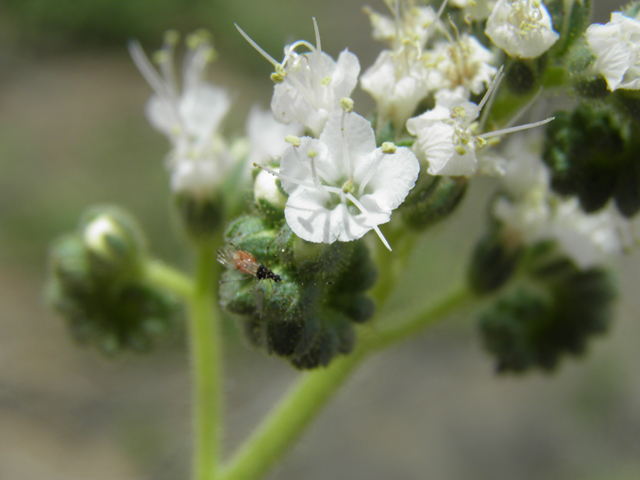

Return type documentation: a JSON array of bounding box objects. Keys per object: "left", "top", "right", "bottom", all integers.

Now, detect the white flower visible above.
[
  {"left": 254, "top": 168, "right": 287, "bottom": 209},
  {"left": 236, "top": 20, "right": 360, "bottom": 137},
  {"left": 485, "top": 0, "right": 559, "bottom": 59},
  {"left": 406, "top": 69, "right": 554, "bottom": 176},
  {"left": 257, "top": 110, "right": 420, "bottom": 250},
  {"left": 360, "top": 0, "right": 445, "bottom": 128},
  {"left": 246, "top": 105, "right": 304, "bottom": 166},
  {"left": 129, "top": 31, "right": 233, "bottom": 195},
  {"left": 586, "top": 12, "right": 640, "bottom": 91},
  {"left": 360, "top": 48, "right": 439, "bottom": 129},
  {"left": 431, "top": 34, "right": 497, "bottom": 96},
  {"left": 494, "top": 137, "right": 625, "bottom": 269},
  {"left": 450, "top": 0, "right": 496, "bottom": 21},
  {"left": 363, "top": 1, "right": 438, "bottom": 48}
]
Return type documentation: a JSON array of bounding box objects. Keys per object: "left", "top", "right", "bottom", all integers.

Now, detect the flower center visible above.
[{"left": 507, "top": 0, "right": 544, "bottom": 34}]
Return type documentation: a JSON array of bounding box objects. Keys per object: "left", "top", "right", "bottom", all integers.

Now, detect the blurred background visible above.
[{"left": 1, "top": 0, "right": 639, "bottom": 479}]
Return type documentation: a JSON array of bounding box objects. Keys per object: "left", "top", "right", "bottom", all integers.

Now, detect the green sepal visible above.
[{"left": 549, "top": 0, "right": 592, "bottom": 59}]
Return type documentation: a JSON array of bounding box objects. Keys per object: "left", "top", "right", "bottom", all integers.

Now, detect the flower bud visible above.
[
  {"left": 542, "top": 105, "right": 626, "bottom": 213},
  {"left": 47, "top": 207, "right": 179, "bottom": 356},
  {"left": 218, "top": 214, "right": 378, "bottom": 369},
  {"left": 80, "top": 206, "right": 147, "bottom": 281},
  {"left": 254, "top": 169, "right": 287, "bottom": 223},
  {"left": 468, "top": 229, "right": 523, "bottom": 295},
  {"left": 400, "top": 174, "right": 468, "bottom": 231},
  {"left": 478, "top": 259, "right": 616, "bottom": 373}
]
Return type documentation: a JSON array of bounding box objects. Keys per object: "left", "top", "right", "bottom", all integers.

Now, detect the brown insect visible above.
[{"left": 217, "top": 245, "right": 282, "bottom": 284}]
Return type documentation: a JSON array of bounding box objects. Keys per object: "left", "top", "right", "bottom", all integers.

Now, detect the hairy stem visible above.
[{"left": 188, "top": 242, "right": 223, "bottom": 480}]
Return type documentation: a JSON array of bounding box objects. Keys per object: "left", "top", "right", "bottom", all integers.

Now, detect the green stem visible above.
[
  {"left": 369, "top": 283, "right": 474, "bottom": 351},
  {"left": 220, "top": 282, "right": 474, "bottom": 480},
  {"left": 142, "top": 258, "right": 194, "bottom": 300},
  {"left": 188, "top": 243, "right": 223, "bottom": 480},
  {"left": 221, "top": 347, "right": 369, "bottom": 480}
]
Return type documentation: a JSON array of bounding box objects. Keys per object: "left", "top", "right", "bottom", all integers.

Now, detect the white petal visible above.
[
  {"left": 180, "top": 85, "right": 231, "bottom": 140},
  {"left": 145, "top": 95, "right": 179, "bottom": 139},
  {"left": 410, "top": 121, "right": 457, "bottom": 174},
  {"left": 246, "top": 105, "right": 303, "bottom": 166},
  {"left": 330, "top": 49, "right": 361, "bottom": 104},
  {"left": 587, "top": 21, "right": 633, "bottom": 91},
  {"left": 354, "top": 147, "right": 420, "bottom": 212},
  {"left": 279, "top": 138, "right": 331, "bottom": 193},
  {"left": 284, "top": 189, "right": 373, "bottom": 244},
  {"left": 319, "top": 111, "right": 377, "bottom": 175}
]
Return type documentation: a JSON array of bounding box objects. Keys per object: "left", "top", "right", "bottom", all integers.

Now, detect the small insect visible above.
[{"left": 217, "top": 245, "right": 282, "bottom": 286}]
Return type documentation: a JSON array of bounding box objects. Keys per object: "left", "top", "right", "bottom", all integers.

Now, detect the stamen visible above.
[
  {"left": 476, "top": 117, "right": 554, "bottom": 139},
  {"left": 312, "top": 17, "right": 322, "bottom": 58},
  {"left": 475, "top": 65, "right": 504, "bottom": 122},
  {"left": 478, "top": 67, "right": 505, "bottom": 131},
  {"left": 128, "top": 41, "right": 174, "bottom": 100},
  {"left": 235, "top": 24, "right": 280, "bottom": 68},
  {"left": 345, "top": 193, "right": 392, "bottom": 251},
  {"left": 307, "top": 148, "right": 321, "bottom": 187},
  {"left": 358, "top": 151, "right": 387, "bottom": 196},
  {"left": 424, "top": 0, "right": 449, "bottom": 44}
]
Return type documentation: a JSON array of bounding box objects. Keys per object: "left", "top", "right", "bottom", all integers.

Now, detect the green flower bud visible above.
[
  {"left": 542, "top": 105, "right": 626, "bottom": 213},
  {"left": 478, "top": 261, "right": 616, "bottom": 373},
  {"left": 218, "top": 214, "right": 378, "bottom": 369},
  {"left": 47, "top": 207, "right": 179, "bottom": 356},
  {"left": 400, "top": 175, "right": 468, "bottom": 231},
  {"left": 468, "top": 229, "right": 523, "bottom": 295},
  {"left": 80, "top": 206, "right": 147, "bottom": 281}
]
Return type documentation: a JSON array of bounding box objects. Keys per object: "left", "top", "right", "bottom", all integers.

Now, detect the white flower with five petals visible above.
[
  {"left": 360, "top": 48, "right": 440, "bottom": 129},
  {"left": 406, "top": 69, "right": 554, "bottom": 177},
  {"left": 237, "top": 20, "right": 360, "bottom": 137},
  {"left": 129, "top": 31, "right": 233, "bottom": 196},
  {"left": 258, "top": 109, "right": 420, "bottom": 250},
  {"left": 485, "top": 0, "right": 559, "bottom": 59},
  {"left": 586, "top": 12, "right": 640, "bottom": 91}
]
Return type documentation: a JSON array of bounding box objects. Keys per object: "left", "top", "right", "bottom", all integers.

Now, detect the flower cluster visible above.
[
  {"left": 115, "top": 0, "right": 640, "bottom": 371},
  {"left": 586, "top": 11, "right": 640, "bottom": 92},
  {"left": 129, "top": 30, "right": 234, "bottom": 199}
]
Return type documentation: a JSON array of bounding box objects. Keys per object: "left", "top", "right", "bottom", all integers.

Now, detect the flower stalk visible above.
[{"left": 188, "top": 241, "right": 224, "bottom": 480}]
